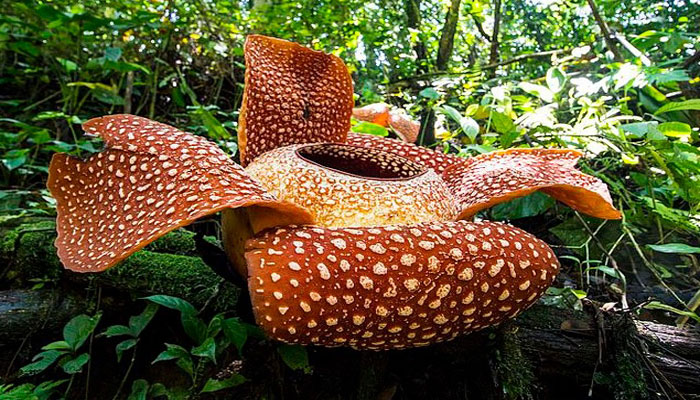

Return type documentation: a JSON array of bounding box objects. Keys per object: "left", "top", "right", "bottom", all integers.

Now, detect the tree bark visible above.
[{"left": 436, "top": 0, "right": 462, "bottom": 71}]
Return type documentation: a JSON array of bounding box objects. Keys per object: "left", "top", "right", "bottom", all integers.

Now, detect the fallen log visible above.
[
  {"left": 2, "top": 221, "right": 700, "bottom": 398},
  {"left": 1, "top": 221, "right": 239, "bottom": 313},
  {"left": 0, "top": 289, "right": 87, "bottom": 345}
]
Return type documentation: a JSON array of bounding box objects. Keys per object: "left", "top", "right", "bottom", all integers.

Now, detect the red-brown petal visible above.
[
  {"left": 442, "top": 148, "right": 622, "bottom": 220},
  {"left": 48, "top": 115, "right": 312, "bottom": 272},
  {"left": 238, "top": 35, "right": 354, "bottom": 166},
  {"left": 346, "top": 132, "right": 463, "bottom": 173},
  {"left": 245, "top": 220, "right": 559, "bottom": 350}
]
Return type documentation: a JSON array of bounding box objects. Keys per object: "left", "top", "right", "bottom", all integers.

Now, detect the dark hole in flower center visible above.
[{"left": 296, "top": 143, "right": 426, "bottom": 180}]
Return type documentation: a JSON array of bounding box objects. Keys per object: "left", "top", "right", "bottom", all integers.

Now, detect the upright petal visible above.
[
  {"left": 245, "top": 220, "right": 559, "bottom": 350},
  {"left": 238, "top": 35, "right": 354, "bottom": 166},
  {"left": 442, "top": 148, "right": 622, "bottom": 220},
  {"left": 49, "top": 115, "right": 312, "bottom": 272}
]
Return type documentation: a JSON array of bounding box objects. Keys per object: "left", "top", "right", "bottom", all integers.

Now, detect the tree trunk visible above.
[
  {"left": 404, "top": 0, "right": 429, "bottom": 74},
  {"left": 436, "top": 0, "right": 462, "bottom": 71},
  {"left": 488, "top": 0, "right": 502, "bottom": 67}
]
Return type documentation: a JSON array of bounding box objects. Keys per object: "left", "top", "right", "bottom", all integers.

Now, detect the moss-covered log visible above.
[{"left": 1, "top": 221, "right": 238, "bottom": 313}]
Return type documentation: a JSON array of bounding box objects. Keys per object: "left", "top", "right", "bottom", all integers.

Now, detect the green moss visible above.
[
  {"left": 609, "top": 319, "right": 648, "bottom": 400},
  {"left": 1, "top": 221, "right": 61, "bottom": 284},
  {"left": 496, "top": 327, "right": 536, "bottom": 400},
  {"left": 2, "top": 223, "right": 239, "bottom": 313},
  {"left": 145, "top": 229, "right": 198, "bottom": 256},
  {"left": 99, "top": 250, "right": 239, "bottom": 312}
]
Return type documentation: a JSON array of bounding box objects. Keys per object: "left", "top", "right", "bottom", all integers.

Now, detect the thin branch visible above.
[
  {"left": 389, "top": 48, "right": 567, "bottom": 85},
  {"left": 585, "top": 0, "right": 623, "bottom": 61},
  {"left": 470, "top": 13, "right": 491, "bottom": 41}
]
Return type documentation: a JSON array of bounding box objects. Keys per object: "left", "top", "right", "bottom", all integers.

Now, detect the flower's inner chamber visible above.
[{"left": 296, "top": 143, "right": 425, "bottom": 180}]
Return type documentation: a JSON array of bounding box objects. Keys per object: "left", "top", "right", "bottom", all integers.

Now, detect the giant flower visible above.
[{"left": 48, "top": 35, "right": 621, "bottom": 350}]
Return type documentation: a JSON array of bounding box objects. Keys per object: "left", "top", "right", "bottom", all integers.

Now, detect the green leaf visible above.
[
  {"left": 490, "top": 192, "right": 555, "bottom": 220},
  {"left": 587, "top": 266, "right": 627, "bottom": 287},
  {"left": 41, "top": 341, "right": 71, "bottom": 351},
  {"left": 91, "top": 87, "right": 124, "bottom": 105},
  {"left": 9, "top": 41, "right": 40, "bottom": 57},
  {"left": 33, "top": 111, "right": 66, "bottom": 121},
  {"left": 490, "top": 112, "right": 516, "bottom": 134},
  {"left": 222, "top": 318, "right": 248, "bottom": 355},
  {"left": 115, "top": 339, "right": 138, "bottom": 362},
  {"left": 654, "top": 99, "right": 700, "bottom": 115},
  {"left": 419, "top": 87, "right": 440, "bottom": 100},
  {"left": 647, "top": 243, "right": 700, "bottom": 254},
  {"left": 351, "top": 121, "right": 388, "bottom": 137},
  {"left": 2, "top": 149, "right": 29, "bottom": 170},
  {"left": 127, "top": 379, "right": 149, "bottom": 400},
  {"left": 620, "top": 121, "right": 665, "bottom": 141},
  {"left": 277, "top": 344, "right": 311, "bottom": 373},
  {"left": 57, "top": 58, "right": 78, "bottom": 73},
  {"left": 128, "top": 303, "right": 159, "bottom": 336},
  {"left": 181, "top": 313, "right": 207, "bottom": 345},
  {"left": 658, "top": 122, "right": 691, "bottom": 138},
  {"left": 518, "top": 82, "right": 554, "bottom": 103},
  {"left": 644, "top": 301, "right": 700, "bottom": 323},
  {"left": 104, "top": 47, "right": 122, "bottom": 62},
  {"left": 61, "top": 353, "right": 90, "bottom": 374},
  {"left": 153, "top": 344, "right": 189, "bottom": 363},
  {"left": 437, "top": 105, "right": 479, "bottom": 140},
  {"left": 145, "top": 295, "right": 196, "bottom": 315},
  {"left": 102, "top": 325, "right": 131, "bottom": 338},
  {"left": 546, "top": 67, "right": 566, "bottom": 93},
  {"left": 63, "top": 314, "right": 101, "bottom": 351},
  {"left": 191, "top": 337, "right": 216, "bottom": 364},
  {"left": 20, "top": 350, "right": 63, "bottom": 376},
  {"left": 201, "top": 375, "right": 246, "bottom": 393}
]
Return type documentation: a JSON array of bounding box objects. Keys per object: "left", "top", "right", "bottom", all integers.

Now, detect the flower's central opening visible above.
[{"left": 296, "top": 143, "right": 425, "bottom": 180}]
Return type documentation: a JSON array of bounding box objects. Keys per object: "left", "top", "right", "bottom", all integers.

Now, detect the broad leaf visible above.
[
  {"left": 191, "top": 337, "right": 216, "bottom": 364},
  {"left": 277, "top": 344, "right": 311, "bottom": 373},
  {"left": 20, "top": 350, "right": 63, "bottom": 376},
  {"left": 658, "top": 122, "right": 691, "bottom": 138},
  {"left": 102, "top": 325, "right": 131, "bottom": 338},
  {"left": 201, "top": 375, "right": 246, "bottom": 393},
  {"left": 128, "top": 303, "right": 159, "bottom": 336},
  {"left": 61, "top": 353, "right": 90, "bottom": 374},
  {"left": 647, "top": 243, "right": 700, "bottom": 254},
  {"left": 222, "top": 318, "right": 248, "bottom": 355},
  {"left": 351, "top": 121, "right": 388, "bottom": 137},
  {"left": 63, "top": 314, "right": 101, "bottom": 351},
  {"left": 116, "top": 339, "right": 138, "bottom": 362},
  {"left": 654, "top": 99, "right": 700, "bottom": 115},
  {"left": 644, "top": 301, "right": 700, "bottom": 322}
]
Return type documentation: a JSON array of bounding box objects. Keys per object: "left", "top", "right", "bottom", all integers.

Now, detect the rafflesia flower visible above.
[{"left": 48, "top": 35, "right": 621, "bottom": 350}]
